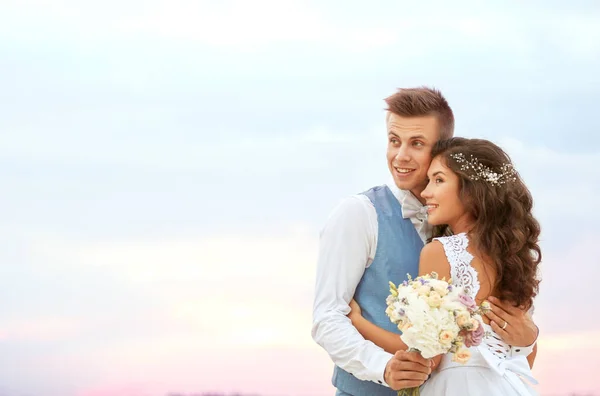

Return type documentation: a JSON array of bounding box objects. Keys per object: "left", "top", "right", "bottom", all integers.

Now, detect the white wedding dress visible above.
[{"left": 419, "top": 233, "right": 538, "bottom": 396}]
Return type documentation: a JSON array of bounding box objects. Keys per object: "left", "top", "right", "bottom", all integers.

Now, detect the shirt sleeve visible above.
[
  {"left": 510, "top": 305, "right": 538, "bottom": 357},
  {"left": 311, "top": 195, "right": 393, "bottom": 385}
]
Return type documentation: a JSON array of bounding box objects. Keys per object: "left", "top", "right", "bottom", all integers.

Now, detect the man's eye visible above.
[{"left": 413, "top": 141, "right": 424, "bottom": 147}]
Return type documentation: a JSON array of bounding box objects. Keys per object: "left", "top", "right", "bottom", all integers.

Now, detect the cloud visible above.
[
  {"left": 532, "top": 234, "right": 600, "bottom": 333},
  {"left": 76, "top": 384, "right": 154, "bottom": 396},
  {"left": 0, "top": 0, "right": 397, "bottom": 51},
  {"left": 486, "top": 138, "right": 600, "bottom": 262},
  {"left": 533, "top": 331, "right": 600, "bottom": 394},
  {"left": 0, "top": 316, "right": 84, "bottom": 342},
  {"left": 0, "top": 227, "right": 322, "bottom": 395},
  {"left": 538, "top": 330, "right": 600, "bottom": 351},
  {"left": 16, "top": 227, "right": 317, "bottom": 345},
  {"left": 117, "top": 0, "right": 398, "bottom": 51}
]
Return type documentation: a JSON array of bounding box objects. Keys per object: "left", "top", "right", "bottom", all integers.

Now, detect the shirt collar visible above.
[{"left": 386, "top": 178, "right": 424, "bottom": 209}]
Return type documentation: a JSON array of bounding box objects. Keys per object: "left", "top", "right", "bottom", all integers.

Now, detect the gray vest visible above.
[{"left": 332, "top": 185, "right": 423, "bottom": 395}]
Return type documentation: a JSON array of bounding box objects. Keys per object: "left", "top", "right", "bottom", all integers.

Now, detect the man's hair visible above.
[{"left": 384, "top": 86, "right": 455, "bottom": 140}]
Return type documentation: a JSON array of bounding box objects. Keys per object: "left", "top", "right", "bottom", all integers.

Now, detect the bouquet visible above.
[{"left": 386, "top": 272, "right": 490, "bottom": 396}]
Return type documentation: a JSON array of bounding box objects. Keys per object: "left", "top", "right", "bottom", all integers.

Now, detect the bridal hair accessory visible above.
[{"left": 450, "top": 153, "right": 517, "bottom": 186}]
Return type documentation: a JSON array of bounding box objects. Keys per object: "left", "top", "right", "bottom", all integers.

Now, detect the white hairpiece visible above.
[{"left": 450, "top": 153, "right": 517, "bottom": 186}]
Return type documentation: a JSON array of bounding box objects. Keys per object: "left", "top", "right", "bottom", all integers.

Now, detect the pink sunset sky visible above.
[{"left": 1, "top": 1, "right": 600, "bottom": 395}]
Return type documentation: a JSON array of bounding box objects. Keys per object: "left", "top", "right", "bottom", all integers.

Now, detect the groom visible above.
[{"left": 311, "top": 86, "right": 539, "bottom": 395}]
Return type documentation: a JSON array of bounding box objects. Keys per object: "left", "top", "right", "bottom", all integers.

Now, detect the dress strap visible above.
[{"left": 433, "top": 233, "right": 480, "bottom": 297}]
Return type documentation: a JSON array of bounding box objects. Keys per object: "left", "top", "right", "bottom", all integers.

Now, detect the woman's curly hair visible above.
[{"left": 430, "top": 137, "right": 541, "bottom": 310}]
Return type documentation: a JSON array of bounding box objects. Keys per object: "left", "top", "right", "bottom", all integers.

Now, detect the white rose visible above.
[
  {"left": 402, "top": 325, "right": 445, "bottom": 358},
  {"left": 439, "top": 329, "right": 456, "bottom": 346},
  {"left": 387, "top": 304, "right": 405, "bottom": 322},
  {"left": 433, "top": 282, "right": 449, "bottom": 297},
  {"left": 427, "top": 292, "right": 442, "bottom": 308},
  {"left": 441, "top": 298, "right": 465, "bottom": 312},
  {"left": 417, "top": 285, "right": 431, "bottom": 297},
  {"left": 429, "top": 279, "right": 448, "bottom": 297},
  {"left": 456, "top": 312, "right": 471, "bottom": 329}
]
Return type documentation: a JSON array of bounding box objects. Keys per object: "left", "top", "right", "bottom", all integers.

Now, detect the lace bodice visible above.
[
  {"left": 434, "top": 233, "right": 510, "bottom": 361},
  {"left": 434, "top": 233, "right": 480, "bottom": 297}
]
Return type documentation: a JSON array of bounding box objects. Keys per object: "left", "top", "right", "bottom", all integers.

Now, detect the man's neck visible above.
[
  {"left": 387, "top": 179, "right": 427, "bottom": 205},
  {"left": 409, "top": 188, "right": 426, "bottom": 205}
]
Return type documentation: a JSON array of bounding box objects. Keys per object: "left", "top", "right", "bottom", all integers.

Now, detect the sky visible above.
[{"left": 1, "top": 0, "right": 600, "bottom": 395}]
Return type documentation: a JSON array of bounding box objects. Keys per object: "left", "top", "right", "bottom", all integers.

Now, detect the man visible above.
[{"left": 311, "top": 87, "right": 538, "bottom": 395}]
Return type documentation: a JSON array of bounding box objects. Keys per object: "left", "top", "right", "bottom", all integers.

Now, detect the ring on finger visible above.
[{"left": 501, "top": 321, "right": 508, "bottom": 330}]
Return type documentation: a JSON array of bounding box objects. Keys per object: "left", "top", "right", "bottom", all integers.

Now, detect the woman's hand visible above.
[
  {"left": 347, "top": 299, "right": 362, "bottom": 322},
  {"left": 484, "top": 296, "right": 538, "bottom": 347}
]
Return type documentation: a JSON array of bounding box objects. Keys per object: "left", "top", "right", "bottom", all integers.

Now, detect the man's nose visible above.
[{"left": 394, "top": 146, "right": 410, "bottom": 162}]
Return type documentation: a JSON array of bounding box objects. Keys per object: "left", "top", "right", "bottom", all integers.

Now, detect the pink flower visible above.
[
  {"left": 458, "top": 294, "right": 477, "bottom": 310},
  {"left": 464, "top": 321, "right": 485, "bottom": 347}
]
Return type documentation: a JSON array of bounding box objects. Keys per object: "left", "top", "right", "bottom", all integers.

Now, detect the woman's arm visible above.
[
  {"left": 347, "top": 241, "right": 451, "bottom": 356},
  {"left": 348, "top": 300, "right": 408, "bottom": 354},
  {"left": 348, "top": 300, "right": 443, "bottom": 369},
  {"left": 417, "top": 241, "right": 451, "bottom": 370}
]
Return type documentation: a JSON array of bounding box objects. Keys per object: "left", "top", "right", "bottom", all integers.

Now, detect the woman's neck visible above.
[{"left": 449, "top": 214, "right": 475, "bottom": 235}]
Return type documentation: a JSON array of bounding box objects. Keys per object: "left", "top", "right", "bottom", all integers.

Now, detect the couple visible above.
[{"left": 311, "top": 87, "right": 541, "bottom": 395}]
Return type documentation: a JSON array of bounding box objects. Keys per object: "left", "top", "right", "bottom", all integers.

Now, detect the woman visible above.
[{"left": 348, "top": 137, "right": 541, "bottom": 395}]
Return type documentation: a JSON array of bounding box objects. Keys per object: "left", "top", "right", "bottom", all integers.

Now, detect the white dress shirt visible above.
[{"left": 311, "top": 180, "right": 430, "bottom": 386}]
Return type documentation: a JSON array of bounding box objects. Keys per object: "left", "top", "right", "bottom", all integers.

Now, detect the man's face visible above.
[{"left": 386, "top": 112, "right": 440, "bottom": 201}]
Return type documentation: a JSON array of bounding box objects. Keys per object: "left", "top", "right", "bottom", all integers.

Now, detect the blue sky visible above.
[{"left": 1, "top": 1, "right": 600, "bottom": 395}]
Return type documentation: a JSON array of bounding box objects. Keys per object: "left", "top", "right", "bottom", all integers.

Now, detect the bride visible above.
[{"left": 348, "top": 137, "right": 541, "bottom": 395}]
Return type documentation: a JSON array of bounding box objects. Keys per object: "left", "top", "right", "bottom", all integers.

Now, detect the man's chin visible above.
[{"left": 392, "top": 179, "right": 414, "bottom": 191}]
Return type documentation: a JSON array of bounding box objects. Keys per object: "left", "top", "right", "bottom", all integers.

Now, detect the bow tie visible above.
[
  {"left": 396, "top": 188, "right": 433, "bottom": 239},
  {"left": 401, "top": 202, "right": 428, "bottom": 223}
]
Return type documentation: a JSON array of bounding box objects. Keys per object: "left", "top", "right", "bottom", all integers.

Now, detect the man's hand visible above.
[
  {"left": 384, "top": 350, "right": 432, "bottom": 390},
  {"left": 485, "top": 296, "right": 538, "bottom": 347}
]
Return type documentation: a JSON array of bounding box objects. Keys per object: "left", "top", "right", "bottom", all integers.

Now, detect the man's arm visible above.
[{"left": 311, "top": 196, "right": 392, "bottom": 385}]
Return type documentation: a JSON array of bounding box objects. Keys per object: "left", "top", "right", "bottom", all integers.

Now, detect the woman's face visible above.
[{"left": 421, "top": 156, "right": 471, "bottom": 229}]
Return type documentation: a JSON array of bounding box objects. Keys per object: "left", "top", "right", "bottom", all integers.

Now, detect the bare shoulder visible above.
[
  {"left": 418, "top": 240, "right": 451, "bottom": 280},
  {"left": 420, "top": 240, "right": 446, "bottom": 261}
]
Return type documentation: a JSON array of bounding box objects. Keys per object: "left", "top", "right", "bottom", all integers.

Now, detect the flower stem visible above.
[{"left": 397, "top": 387, "right": 420, "bottom": 396}]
